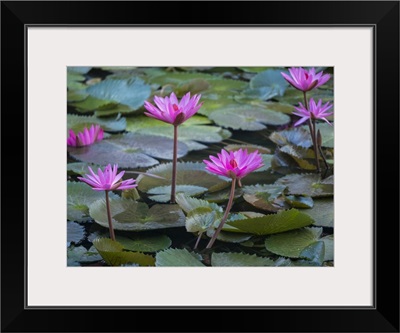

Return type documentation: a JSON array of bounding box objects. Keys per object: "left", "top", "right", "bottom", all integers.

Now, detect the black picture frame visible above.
[{"left": 1, "top": 1, "right": 399, "bottom": 332}]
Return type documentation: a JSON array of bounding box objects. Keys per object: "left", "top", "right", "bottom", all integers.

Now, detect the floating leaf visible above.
[
  {"left": 67, "top": 71, "right": 86, "bottom": 90},
  {"left": 67, "top": 245, "right": 102, "bottom": 266},
  {"left": 67, "top": 90, "right": 88, "bottom": 102},
  {"left": 116, "top": 234, "right": 172, "bottom": 252},
  {"left": 67, "top": 162, "right": 102, "bottom": 176},
  {"left": 226, "top": 209, "right": 314, "bottom": 235},
  {"left": 276, "top": 87, "right": 333, "bottom": 105},
  {"left": 251, "top": 101, "right": 296, "bottom": 115},
  {"left": 137, "top": 162, "right": 230, "bottom": 193},
  {"left": 197, "top": 98, "right": 237, "bottom": 117},
  {"left": 175, "top": 193, "right": 223, "bottom": 214},
  {"left": 225, "top": 144, "right": 271, "bottom": 155},
  {"left": 126, "top": 115, "right": 230, "bottom": 151},
  {"left": 148, "top": 185, "right": 208, "bottom": 203},
  {"left": 298, "top": 241, "right": 325, "bottom": 266},
  {"left": 206, "top": 78, "right": 248, "bottom": 94},
  {"left": 211, "top": 252, "right": 275, "bottom": 266},
  {"left": 156, "top": 248, "right": 204, "bottom": 267},
  {"left": 93, "top": 238, "right": 155, "bottom": 266},
  {"left": 209, "top": 105, "right": 290, "bottom": 131},
  {"left": 285, "top": 195, "right": 314, "bottom": 208},
  {"left": 68, "top": 133, "right": 189, "bottom": 168},
  {"left": 67, "top": 221, "right": 85, "bottom": 245},
  {"left": 95, "top": 103, "right": 135, "bottom": 116},
  {"left": 242, "top": 184, "right": 287, "bottom": 212},
  {"left": 269, "top": 128, "right": 312, "bottom": 148},
  {"left": 86, "top": 78, "right": 151, "bottom": 110},
  {"left": 68, "top": 66, "right": 92, "bottom": 74},
  {"left": 303, "top": 198, "right": 334, "bottom": 227},
  {"left": 67, "top": 181, "right": 118, "bottom": 222},
  {"left": 209, "top": 231, "right": 252, "bottom": 244},
  {"left": 238, "top": 67, "right": 270, "bottom": 73},
  {"left": 275, "top": 174, "right": 334, "bottom": 197},
  {"left": 300, "top": 122, "right": 334, "bottom": 148},
  {"left": 321, "top": 235, "right": 334, "bottom": 261},
  {"left": 148, "top": 72, "right": 215, "bottom": 86},
  {"left": 264, "top": 227, "right": 322, "bottom": 258},
  {"left": 250, "top": 69, "right": 290, "bottom": 96},
  {"left": 202, "top": 187, "right": 243, "bottom": 203},
  {"left": 186, "top": 208, "right": 218, "bottom": 233},
  {"left": 89, "top": 197, "right": 185, "bottom": 231},
  {"left": 67, "top": 114, "right": 126, "bottom": 133},
  {"left": 241, "top": 87, "right": 278, "bottom": 100},
  {"left": 70, "top": 96, "right": 113, "bottom": 113}
]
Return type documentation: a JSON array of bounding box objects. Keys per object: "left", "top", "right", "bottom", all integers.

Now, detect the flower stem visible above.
[
  {"left": 171, "top": 125, "right": 178, "bottom": 203},
  {"left": 303, "top": 91, "right": 320, "bottom": 173},
  {"left": 194, "top": 232, "right": 203, "bottom": 250},
  {"left": 206, "top": 178, "right": 237, "bottom": 249},
  {"left": 105, "top": 190, "right": 116, "bottom": 241},
  {"left": 317, "top": 129, "right": 330, "bottom": 169}
]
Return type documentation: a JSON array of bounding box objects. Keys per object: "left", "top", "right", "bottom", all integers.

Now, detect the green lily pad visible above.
[
  {"left": 148, "top": 72, "right": 215, "bottom": 86},
  {"left": 186, "top": 208, "right": 218, "bottom": 233},
  {"left": 67, "top": 162, "right": 102, "bottom": 176},
  {"left": 67, "top": 90, "right": 88, "bottom": 103},
  {"left": 155, "top": 248, "right": 205, "bottom": 267},
  {"left": 196, "top": 98, "right": 237, "bottom": 117},
  {"left": 300, "top": 122, "right": 334, "bottom": 148},
  {"left": 242, "top": 184, "right": 288, "bottom": 212},
  {"left": 275, "top": 174, "right": 334, "bottom": 197},
  {"left": 67, "top": 221, "right": 85, "bottom": 245},
  {"left": 241, "top": 87, "right": 278, "bottom": 100},
  {"left": 116, "top": 234, "right": 172, "bottom": 252},
  {"left": 136, "top": 162, "right": 230, "bottom": 193},
  {"left": 211, "top": 252, "right": 275, "bottom": 266},
  {"left": 94, "top": 103, "right": 135, "bottom": 117},
  {"left": 226, "top": 209, "right": 314, "bottom": 235},
  {"left": 225, "top": 144, "right": 271, "bottom": 154},
  {"left": 67, "top": 114, "right": 127, "bottom": 133},
  {"left": 250, "top": 101, "right": 296, "bottom": 115},
  {"left": 92, "top": 238, "right": 155, "bottom": 266},
  {"left": 321, "top": 235, "right": 334, "bottom": 261},
  {"left": 276, "top": 87, "right": 333, "bottom": 105},
  {"left": 209, "top": 105, "right": 290, "bottom": 131},
  {"left": 303, "top": 198, "right": 334, "bottom": 227},
  {"left": 67, "top": 71, "right": 87, "bottom": 90},
  {"left": 126, "top": 115, "right": 231, "bottom": 151},
  {"left": 86, "top": 78, "right": 151, "bottom": 110},
  {"left": 238, "top": 67, "right": 270, "bottom": 73},
  {"left": 206, "top": 78, "right": 248, "bottom": 94},
  {"left": 298, "top": 241, "right": 325, "bottom": 266},
  {"left": 269, "top": 128, "right": 312, "bottom": 148},
  {"left": 148, "top": 185, "right": 208, "bottom": 203},
  {"left": 67, "top": 245, "right": 102, "bottom": 266},
  {"left": 264, "top": 227, "right": 322, "bottom": 258},
  {"left": 208, "top": 230, "right": 252, "bottom": 244},
  {"left": 70, "top": 96, "right": 114, "bottom": 113},
  {"left": 202, "top": 187, "right": 243, "bottom": 203},
  {"left": 67, "top": 181, "right": 118, "bottom": 222},
  {"left": 285, "top": 195, "right": 314, "bottom": 209},
  {"left": 68, "top": 133, "right": 189, "bottom": 168},
  {"left": 89, "top": 197, "right": 185, "bottom": 231},
  {"left": 250, "top": 69, "right": 290, "bottom": 96},
  {"left": 175, "top": 193, "right": 223, "bottom": 214},
  {"left": 68, "top": 66, "right": 92, "bottom": 74}
]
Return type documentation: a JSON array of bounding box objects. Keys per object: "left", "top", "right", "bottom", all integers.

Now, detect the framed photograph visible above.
[{"left": 2, "top": 1, "right": 399, "bottom": 332}]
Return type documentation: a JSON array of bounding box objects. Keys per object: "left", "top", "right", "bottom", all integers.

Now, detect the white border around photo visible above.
[{"left": 27, "top": 27, "right": 373, "bottom": 306}]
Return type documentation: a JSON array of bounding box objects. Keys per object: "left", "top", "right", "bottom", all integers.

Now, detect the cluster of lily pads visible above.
[{"left": 67, "top": 66, "right": 334, "bottom": 267}]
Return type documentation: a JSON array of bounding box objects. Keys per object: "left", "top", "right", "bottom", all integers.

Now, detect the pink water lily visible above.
[
  {"left": 293, "top": 98, "right": 333, "bottom": 126},
  {"left": 78, "top": 164, "right": 136, "bottom": 241},
  {"left": 78, "top": 164, "right": 137, "bottom": 191},
  {"left": 67, "top": 124, "right": 104, "bottom": 147},
  {"left": 281, "top": 67, "right": 330, "bottom": 92},
  {"left": 144, "top": 92, "right": 203, "bottom": 126},
  {"left": 204, "top": 148, "right": 264, "bottom": 180}
]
